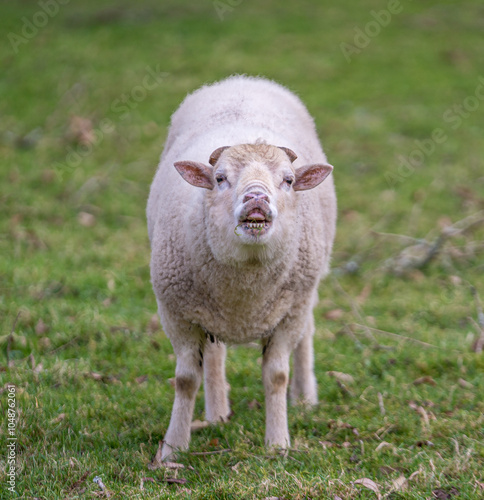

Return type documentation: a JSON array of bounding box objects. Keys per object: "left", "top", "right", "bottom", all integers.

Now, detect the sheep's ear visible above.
[
  {"left": 278, "top": 146, "right": 297, "bottom": 163},
  {"left": 293, "top": 164, "right": 333, "bottom": 191},
  {"left": 209, "top": 146, "right": 230, "bottom": 166},
  {"left": 174, "top": 161, "right": 214, "bottom": 190}
]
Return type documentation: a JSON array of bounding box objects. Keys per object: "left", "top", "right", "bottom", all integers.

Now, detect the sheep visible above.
[{"left": 147, "top": 75, "right": 337, "bottom": 460}]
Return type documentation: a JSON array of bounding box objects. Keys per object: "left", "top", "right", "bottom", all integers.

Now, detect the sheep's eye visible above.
[
  {"left": 215, "top": 173, "right": 227, "bottom": 184},
  {"left": 284, "top": 177, "right": 294, "bottom": 187}
]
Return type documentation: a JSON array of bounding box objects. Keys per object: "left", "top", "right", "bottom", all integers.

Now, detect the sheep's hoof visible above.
[
  {"left": 148, "top": 441, "right": 179, "bottom": 468},
  {"left": 265, "top": 445, "right": 289, "bottom": 458}
]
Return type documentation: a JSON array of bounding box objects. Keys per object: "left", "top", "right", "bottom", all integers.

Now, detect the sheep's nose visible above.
[{"left": 243, "top": 192, "right": 270, "bottom": 204}]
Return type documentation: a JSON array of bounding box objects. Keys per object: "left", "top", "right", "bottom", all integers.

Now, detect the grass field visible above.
[{"left": 1, "top": 0, "right": 483, "bottom": 498}]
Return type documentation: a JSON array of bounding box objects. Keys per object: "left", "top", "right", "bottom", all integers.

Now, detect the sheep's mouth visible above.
[{"left": 237, "top": 203, "right": 273, "bottom": 237}]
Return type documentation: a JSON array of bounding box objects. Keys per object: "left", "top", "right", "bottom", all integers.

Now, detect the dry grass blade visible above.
[
  {"left": 7, "top": 312, "right": 21, "bottom": 368},
  {"left": 190, "top": 448, "right": 232, "bottom": 456},
  {"left": 352, "top": 324, "right": 440, "bottom": 349},
  {"left": 470, "top": 285, "right": 484, "bottom": 353},
  {"left": 377, "top": 392, "right": 385, "bottom": 416},
  {"left": 140, "top": 477, "right": 156, "bottom": 490}
]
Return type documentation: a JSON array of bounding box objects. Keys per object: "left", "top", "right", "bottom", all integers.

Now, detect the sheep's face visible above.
[{"left": 174, "top": 143, "right": 332, "bottom": 263}]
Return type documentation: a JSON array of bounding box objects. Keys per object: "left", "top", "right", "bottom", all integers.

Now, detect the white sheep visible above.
[{"left": 147, "top": 75, "right": 337, "bottom": 460}]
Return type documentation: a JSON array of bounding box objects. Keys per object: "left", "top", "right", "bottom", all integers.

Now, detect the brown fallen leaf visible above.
[
  {"left": 35, "top": 319, "right": 49, "bottom": 335},
  {"left": 413, "top": 376, "right": 437, "bottom": 386},
  {"left": 449, "top": 275, "right": 462, "bottom": 286},
  {"left": 432, "top": 487, "right": 459, "bottom": 499},
  {"left": 354, "top": 478, "right": 381, "bottom": 498},
  {"left": 325, "top": 309, "right": 344, "bottom": 320},
  {"left": 327, "top": 420, "right": 355, "bottom": 430},
  {"left": 408, "top": 402, "right": 431, "bottom": 431},
  {"left": 209, "top": 438, "right": 219, "bottom": 447},
  {"left": 357, "top": 284, "right": 372, "bottom": 305},
  {"left": 458, "top": 378, "right": 474, "bottom": 389},
  {"left": 51, "top": 413, "right": 67, "bottom": 424},
  {"left": 379, "top": 465, "right": 406, "bottom": 476},
  {"left": 135, "top": 375, "right": 148, "bottom": 384},
  {"left": 391, "top": 475, "right": 407, "bottom": 492},
  {"left": 78, "top": 211, "right": 96, "bottom": 227},
  {"left": 248, "top": 399, "right": 261, "bottom": 410},
  {"left": 163, "top": 477, "right": 187, "bottom": 485},
  {"left": 326, "top": 371, "right": 354, "bottom": 384},
  {"left": 68, "top": 115, "right": 95, "bottom": 145},
  {"left": 415, "top": 440, "right": 434, "bottom": 447},
  {"left": 375, "top": 441, "right": 393, "bottom": 453},
  {"left": 148, "top": 314, "right": 160, "bottom": 332}
]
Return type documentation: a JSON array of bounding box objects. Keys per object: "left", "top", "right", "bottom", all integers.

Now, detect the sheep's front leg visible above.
[
  {"left": 161, "top": 328, "right": 204, "bottom": 461},
  {"left": 204, "top": 339, "right": 230, "bottom": 423},
  {"left": 290, "top": 316, "right": 318, "bottom": 405},
  {"left": 262, "top": 335, "right": 291, "bottom": 449}
]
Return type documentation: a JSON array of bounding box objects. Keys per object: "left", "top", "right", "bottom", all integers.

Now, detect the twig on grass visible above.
[
  {"left": 190, "top": 448, "right": 232, "bottom": 456},
  {"left": 48, "top": 335, "right": 81, "bottom": 355},
  {"left": 383, "top": 210, "right": 484, "bottom": 276},
  {"left": 287, "top": 455, "right": 304, "bottom": 465},
  {"left": 351, "top": 323, "right": 440, "bottom": 349},
  {"left": 68, "top": 470, "right": 90, "bottom": 493},
  {"left": 336, "top": 379, "right": 355, "bottom": 397}
]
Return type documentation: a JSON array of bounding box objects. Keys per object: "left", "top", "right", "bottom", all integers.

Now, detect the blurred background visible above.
[{"left": 1, "top": 0, "right": 483, "bottom": 497}]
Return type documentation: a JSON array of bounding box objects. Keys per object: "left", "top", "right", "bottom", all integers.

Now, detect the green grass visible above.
[{"left": 1, "top": 0, "right": 483, "bottom": 498}]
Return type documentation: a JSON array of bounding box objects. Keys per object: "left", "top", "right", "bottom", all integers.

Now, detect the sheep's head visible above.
[{"left": 174, "top": 143, "right": 333, "bottom": 263}]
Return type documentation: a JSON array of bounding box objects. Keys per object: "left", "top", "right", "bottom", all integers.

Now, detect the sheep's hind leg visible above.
[
  {"left": 160, "top": 327, "right": 205, "bottom": 461},
  {"left": 204, "top": 339, "right": 231, "bottom": 423},
  {"left": 290, "top": 316, "right": 318, "bottom": 405}
]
